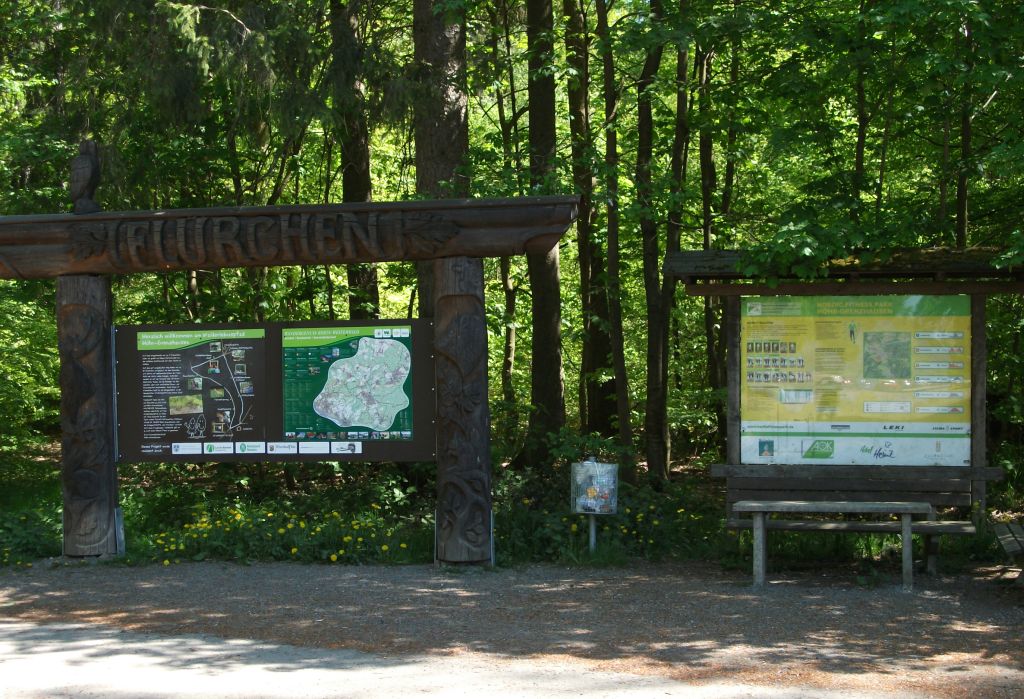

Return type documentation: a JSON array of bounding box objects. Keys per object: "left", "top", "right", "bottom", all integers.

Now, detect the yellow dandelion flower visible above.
[
  {"left": 290, "top": 547, "right": 298, "bottom": 555},
  {"left": 266, "top": 512, "right": 274, "bottom": 517},
  {"left": 381, "top": 544, "right": 389, "bottom": 552},
  {"left": 330, "top": 554, "right": 337, "bottom": 562},
  {"left": 570, "top": 523, "right": 578, "bottom": 532},
  {"left": 343, "top": 535, "right": 352, "bottom": 543},
  {"left": 287, "top": 523, "right": 294, "bottom": 529},
  {"left": 163, "top": 560, "right": 170, "bottom": 566},
  {"left": 299, "top": 521, "right": 306, "bottom": 529},
  {"left": 400, "top": 543, "right": 408, "bottom": 549},
  {"left": 337, "top": 549, "right": 345, "bottom": 556},
  {"left": 277, "top": 528, "right": 285, "bottom": 534},
  {"left": 357, "top": 536, "right": 363, "bottom": 542}
]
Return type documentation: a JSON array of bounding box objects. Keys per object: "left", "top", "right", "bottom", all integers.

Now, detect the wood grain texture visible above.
[
  {"left": 732, "top": 500, "right": 933, "bottom": 514},
  {"left": 725, "top": 518, "right": 976, "bottom": 534},
  {"left": 433, "top": 256, "right": 492, "bottom": 563},
  {"left": 728, "top": 490, "right": 971, "bottom": 507},
  {"left": 710, "top": 464, "right": 1003, "bottom": 480},
  {"left": 683, "top": 280, "right": 1024, "bottom": 296},
  {"left": 971, "top": 295, "right": 988, "bottom": 517},
  {"left": 57, "top": 275, "right": 121, "bottom": 556},
  {"left": 725, "top": 296, "right": 741, "bottom": 467},
  {"left": 0, "top": 197, "right": 579, "bottom": 279},
  {"left": 665, "top": 247, "right": 1020, "bottom": 282}
]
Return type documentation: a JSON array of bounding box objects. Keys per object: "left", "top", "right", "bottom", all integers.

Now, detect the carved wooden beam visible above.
[{"left": 0, "top": 197, "right": 579, "bottom": 279}]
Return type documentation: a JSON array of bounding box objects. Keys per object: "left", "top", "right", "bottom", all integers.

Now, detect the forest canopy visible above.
[{"left": 2, "top": 0, "right": 1022, "bottom": 477}]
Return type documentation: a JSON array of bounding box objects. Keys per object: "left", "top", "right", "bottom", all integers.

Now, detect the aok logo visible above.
[{"left": 803, "top": 440, "right": 835, "bottom": 459}]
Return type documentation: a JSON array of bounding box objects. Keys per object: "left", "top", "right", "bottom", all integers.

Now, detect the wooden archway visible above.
[{"left": 0, "top": 190, "right": 579, "bottom": 562}]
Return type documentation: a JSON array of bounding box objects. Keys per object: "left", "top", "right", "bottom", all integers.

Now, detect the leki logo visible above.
[{"left": 803, "top": 440, "right": 835, "bottom": 459}]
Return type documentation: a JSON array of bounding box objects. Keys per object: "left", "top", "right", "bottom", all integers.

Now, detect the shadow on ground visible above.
[{"left": 1, "top": 561, "right": 1021, "bottom": 697}]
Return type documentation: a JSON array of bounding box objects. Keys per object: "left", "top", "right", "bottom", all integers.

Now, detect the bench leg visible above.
[
  {"left": 752, "top": 512, "right": 766, "bottom": 588},
  {"left": 901, "top": 514, "right": 913, "bottom": 592},
  {"left": 923, "top": 535, "right": 939, "bottom": 575},
  {"left": 924, "top": 508, "right": 938, "bottom": 575}
]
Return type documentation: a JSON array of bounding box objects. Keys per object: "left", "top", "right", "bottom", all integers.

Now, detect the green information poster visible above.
[
  {"left": 132, "top": 328, "right": 266, "bottom": 458},
  {"left": 740, "top": 295, "right": 971, "bottom": 466},
  {"left": 282, "top": 326, "right": 414, "bottom": 442}
]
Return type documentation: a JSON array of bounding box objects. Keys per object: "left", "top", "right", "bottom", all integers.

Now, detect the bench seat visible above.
[{"left": 725, "top": 518, "right": 976, "bottom": 535}]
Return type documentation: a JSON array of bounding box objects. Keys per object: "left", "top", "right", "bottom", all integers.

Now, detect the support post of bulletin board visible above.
[{"left": 971, "top": 294, "right": 987, "bottom": 521}]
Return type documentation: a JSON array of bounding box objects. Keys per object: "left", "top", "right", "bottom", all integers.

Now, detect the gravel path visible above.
[{"left": 1, "top": 560, "right": 1021, "bottom": 697}]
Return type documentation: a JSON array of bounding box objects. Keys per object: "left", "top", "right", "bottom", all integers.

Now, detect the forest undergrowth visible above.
[{"left": 3, "top": 434, "right": 1018, "bottom": 576}]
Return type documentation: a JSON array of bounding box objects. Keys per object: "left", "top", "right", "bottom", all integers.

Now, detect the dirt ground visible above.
[{"left": 1, "top": 559, "right": 1022, "bottom": 698}]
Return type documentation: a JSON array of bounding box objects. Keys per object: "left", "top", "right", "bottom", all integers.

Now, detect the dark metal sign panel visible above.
[{"left": 115, "top": 319, "right": 435, "bottom": 462}]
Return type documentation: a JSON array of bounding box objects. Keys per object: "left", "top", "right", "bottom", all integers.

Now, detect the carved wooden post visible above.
[
  {"left": 59, "top": 140, "right": 122, "bottom": 556},
  {"left": 57, "top": 275, "right": 122, "bottom": 555},
  {"left": 433, "top": 256, "right": 492, "bottom": 563}
]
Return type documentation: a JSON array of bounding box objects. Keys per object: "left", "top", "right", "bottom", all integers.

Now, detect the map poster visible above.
[
  {"left": 115, "top": 320, "right": 436, "bottom": 463},
  {"left": 115, "top": 327, "right": 267, "bottom": 460},
  {"left": 739, "top": 295, "right": 971, "bottom": 466},
  {"left": 282, "top": 326, "right": 414, "bottom": 450}
]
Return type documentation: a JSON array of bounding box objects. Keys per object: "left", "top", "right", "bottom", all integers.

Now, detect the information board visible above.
[
  {"left": 115, "top": 320, "right": 435, "bottom": 462},
  {"left": 739, "top": 295, "right": 971, "bottom": 466},
  {"left": 282, "top": 326, "right": 414, "bottom": 454}
]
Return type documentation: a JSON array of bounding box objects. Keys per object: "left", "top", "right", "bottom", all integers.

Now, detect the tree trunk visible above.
[
  {"left": 518, "top": 0, "right": 565, "bottom": 467},
  {"left": 330, "top": 0, "right": 380, "bottom": 320},
  {"left": 955, "top": 20, "right": 972, "bottom": 249},
  {"left": 720, "top": 0, "right": 739, "bottom": 224},
  {"left": 852, "top": 0, "right": 871, "bottom": 218},
  {"left": 413, "top": 0, "right": 469, "bottom": 318},
  {"left": 595, "top": 0, "right": 634, "bottom": 479},
  {"left": 487, "top": 1, "right": 528, "bottom": 442},
  {"left": 637, "top": 0, "right": 668, "bottom": 482},
  {"left": 564, "top": 0, "right": 615, "bottom": 437},
  {"left": 697, "top": 45, "right": 727, "bottom": 452},
  {"left": 662, "top": 0, "right": 692, "bottom": 457}
]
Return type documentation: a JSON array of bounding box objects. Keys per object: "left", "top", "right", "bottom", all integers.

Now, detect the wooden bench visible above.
[
  {"left": 992, "top": 520, "right": 1024, "bottom": 585},
  {"left": 733, "top": 500, "right": 934, "bottom": 591},
  {"left": 714, "top": 464, "right": 997, "bottom": 573}
]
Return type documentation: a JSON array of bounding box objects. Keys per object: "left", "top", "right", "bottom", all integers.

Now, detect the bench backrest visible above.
[{"left": 711, "top": 464, "right": 1002, "bottom": 514}]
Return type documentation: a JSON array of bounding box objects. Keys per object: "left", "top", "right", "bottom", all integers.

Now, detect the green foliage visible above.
[
  {"left": 0, "top": 506, "right": 62, "bottom": 567},
  {"left": 0, "top": 282, "right": 60, "bottom": 446},
  {"left": 127, "top": 503, "right": 433, "bottom": 566}
]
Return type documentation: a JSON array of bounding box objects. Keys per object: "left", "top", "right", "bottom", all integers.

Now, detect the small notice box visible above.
[{"left": 571, "top": 458, "right": 618, "bottom": 515}]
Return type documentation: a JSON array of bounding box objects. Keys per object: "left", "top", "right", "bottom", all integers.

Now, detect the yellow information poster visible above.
[{"left": 740, "top": 295, "right": 971, "bottom": 466}]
